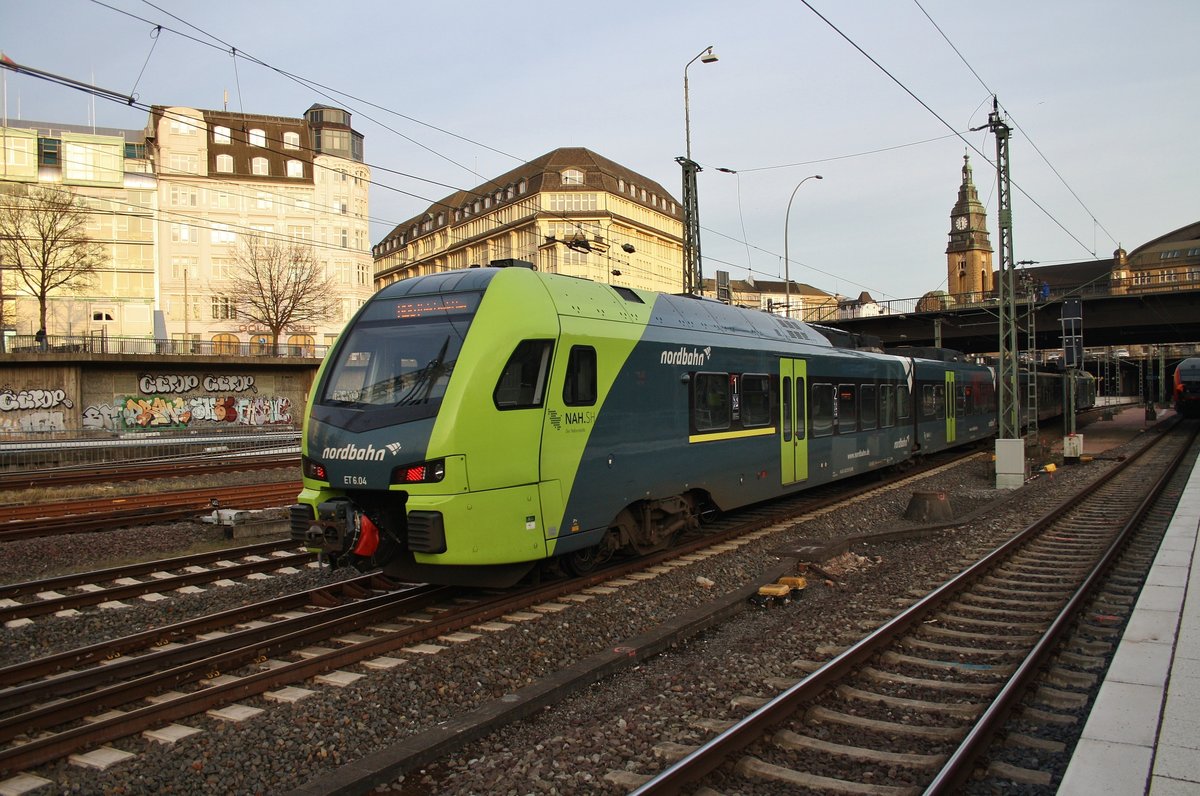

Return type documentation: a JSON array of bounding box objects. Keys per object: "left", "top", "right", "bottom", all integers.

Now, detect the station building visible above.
[{"left": 373, "top": 147, "right": 685, "bottom": 295}]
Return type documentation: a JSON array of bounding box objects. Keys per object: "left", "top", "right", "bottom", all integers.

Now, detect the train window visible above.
[
  {"left": 563, "top": 346, "right": 597, "bottom": 406},
  {"left": 741, "top": 374, "right": 771, "bottom": 427},
  {"left": 956, "top": 385, "right": 969, "bottom": 415},
  {"left": 837, "top": 384, "right": 858, "bottom": 433},
  {"left": 782, "top": 377, "right": 792, "bottom": 442},
  {"left": 860, "top": 385, "right": 878, "bottom": 430},
  {"left": 692, "top": 372, "right": 730, "bottom": 432},
  {"left": 897, "top": 385, "right": 912, "bottom": 420},
  {"left": 921, "top": 384, "right": 945, "bottom": 420},
  {"left": 794, "top": 377, "right": 805, "bottom": 439},
  {"left": 880, "top": 384, "right": 895, "bottom": 428},
  {"left": 494, "top": 340, "right": 554, "bottom": 409},
  {"left": 811, "top": 383, "right": 834, "bottom": 438}
]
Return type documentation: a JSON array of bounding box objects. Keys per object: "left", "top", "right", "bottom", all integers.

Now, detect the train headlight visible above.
[
  {"left": 393, "top": 458, "right": 446, "bottom": 484},
  {"left": 302, "top": 456, "right": 328, "bottom": 482}
]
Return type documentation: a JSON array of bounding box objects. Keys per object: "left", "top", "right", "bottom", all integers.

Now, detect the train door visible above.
[
  {"left": 945, "top": 370, "right": 957, "bottom": 444},
  {"left": 780, "top": 358, "right": 808, "bottom": 485}
]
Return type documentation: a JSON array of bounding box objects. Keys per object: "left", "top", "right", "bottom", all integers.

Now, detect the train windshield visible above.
[{"left": 318, "top": 293, "right": 480, "bottom": 410}]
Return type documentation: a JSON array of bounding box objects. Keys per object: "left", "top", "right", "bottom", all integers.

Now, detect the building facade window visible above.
[
  {"left": 562, "top": 169, "right": 584, "bottom": 185},
  {"left": 547, "top": 193, "right": 597, "bottom": 212},
  {"left": 169, "top": 118, "right": 198, "bottom": 136},
  {"left": 212, "top": 333, "right": 239, "bottom": 354},
  {"left": 286, "top": 159, "right": 304, "bottom": 178},
  {"left": 283, "top": 131, "right": 300, "bottom": 149},
  {"left": 215, "top": 154, "right": 234, "bottom": 173},
  {"left": 212, "top": 296, "right": 238, "bottom": 320},
  {"left": 170, "top": 223, "right": 196, "bottom": 244},
  {"left": 213, "top": 126, "right": 231, "bottom": 144},
  {"left": 169, "top": 185, "right": 199, "bottom": 206},
  {"left": 249, "top": 128, "right": 267, "bottom": 147},
  {"left": 167, "top": 153, "right": 199, "bottom": 175},
  {"left": 211, "top": 224, "right": 236, "bottom": 244},
  {"left": 251, "top": 157, "right": 269, "bottom": 175}
]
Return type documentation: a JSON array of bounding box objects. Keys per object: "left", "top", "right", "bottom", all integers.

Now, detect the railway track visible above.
[
  {"left": 0, "top": 481, "right": 301, "bottom": 540},
  {"left": 627, "top": 419, "right": 1197, "bottom": 795},
  {"left": 0, "top": 539, "right": 311, "bottom": 624},
  {"left": 0, "top": 453, "right": 298, "bottom": 490},
  {"left": 0, "top": 448, "right": 983, "bottom": 781}
]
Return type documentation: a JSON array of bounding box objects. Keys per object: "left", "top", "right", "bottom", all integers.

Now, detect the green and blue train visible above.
[{"left": 291, "top": 264, "right": 1000, "bottom": 587}]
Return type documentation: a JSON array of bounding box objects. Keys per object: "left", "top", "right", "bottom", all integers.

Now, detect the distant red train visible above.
[{"left": 1174, "top": 357, "right": 1200, "bottom": 417}]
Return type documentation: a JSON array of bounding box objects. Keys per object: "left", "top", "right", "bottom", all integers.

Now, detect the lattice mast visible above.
[
  {"left": 678, "top": 156, "right": 703, "bottom": 295},
  {"left": 986, "top": 99, "right": 1020, "bottom": 439}
]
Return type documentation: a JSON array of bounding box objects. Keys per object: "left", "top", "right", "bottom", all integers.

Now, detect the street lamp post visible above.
[
  {"left": 680, "top": 46, "right": 718, "bottom": 295},
  {"left": 684, "top": 46, "right": 718, "bottom": 161},
  {"left": 782, "top": 175, "right": 823, "bottom": 318}
]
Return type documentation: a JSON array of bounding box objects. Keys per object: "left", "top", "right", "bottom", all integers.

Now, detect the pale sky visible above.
[{"left": 2, "top": 0, "right": 1196, "bottom": 302}]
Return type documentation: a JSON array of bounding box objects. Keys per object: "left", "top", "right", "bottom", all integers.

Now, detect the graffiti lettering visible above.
[
  {"left": 138, "top": 374, "right": 200, "bottom": 395},
  {"left": 137, "top": 374, "right": 257, "bottom": 395},
  {"left": 202, "top": 375, "right": 257, "bottom": 393},
  {"left": 82, "top": 403, "right": 125, "bottom": 431},
  {"left": 100, "top": 395, "right": 294, "bottom": 430},
  {"left": 0, "top": 410, "right": 66, "bottom": 432},
  {"left": 0, "top": 388, "right": 74, "bottom": 412}
]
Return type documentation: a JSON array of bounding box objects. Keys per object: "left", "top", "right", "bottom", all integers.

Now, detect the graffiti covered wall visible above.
[{"left": 0, "top": 360, "right": 315, "bottom": 435}]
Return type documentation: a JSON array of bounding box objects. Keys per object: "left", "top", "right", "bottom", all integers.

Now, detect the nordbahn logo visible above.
[
  {"left": 660, "top": 346, "right": 712, "bottom": 366},
  {"left": 321, "top": 443, "right": 398, "bottom": 462}
]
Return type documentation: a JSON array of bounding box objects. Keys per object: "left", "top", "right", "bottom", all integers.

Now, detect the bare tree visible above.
[
  {"left": 0, "top": 185, "right": 103, "bottom": 336},
  {"left": 229, "top": 237, "right": 339, "bottom": 351}
]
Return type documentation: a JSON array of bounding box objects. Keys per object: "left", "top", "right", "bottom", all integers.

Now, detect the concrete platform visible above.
[{"left": 1058, "top": 405, "right": 1200, "bottom": 794}]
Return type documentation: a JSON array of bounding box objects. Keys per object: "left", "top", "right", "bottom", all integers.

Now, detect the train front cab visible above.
[
  {"left": 294, "top": 268, "right": 586, "bottom": 587},
  {"left": 1174, "top": 358, "right": 1200, "bottom": 417}
]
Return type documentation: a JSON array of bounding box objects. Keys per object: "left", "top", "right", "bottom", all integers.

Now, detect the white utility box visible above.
[{"left": 995, "top": 438, "right": 1026, "bottom": 490}]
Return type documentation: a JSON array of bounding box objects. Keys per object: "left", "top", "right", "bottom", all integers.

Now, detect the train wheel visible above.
[{"left": 562, "top": 544, "right": 612, "bottom": 577}]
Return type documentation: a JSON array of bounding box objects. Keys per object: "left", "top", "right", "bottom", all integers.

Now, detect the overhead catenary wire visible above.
[
  {"left": 1, "top": 65, "right": 680, "bottom": 285},
  {"left": 16, "top": 0, "right": 1117, "bottom": 299},
  {"left": 910, "top": 0, "right": 1119, "bottom": 253},
  {"left": 799, "top": 0, "right": 1099, "bottom": 259}
]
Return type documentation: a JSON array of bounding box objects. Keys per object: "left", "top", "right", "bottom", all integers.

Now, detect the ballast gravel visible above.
[{"left": 0, "top": 433, "right": 1159, "bottom": 795}]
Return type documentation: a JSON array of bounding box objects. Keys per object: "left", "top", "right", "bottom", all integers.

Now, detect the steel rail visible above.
[
  {"left": 0, "top": 454, "right": 298, "bottom": 490},
  {"left": 0, "top": 549, "right": 316, "bottom": 623},
  {"left": 924, "top": 421, "right": 1199, "bottom": 793},
  {"left": 0, "top": 572, "right": 390, "bottom": 691},
  {"left": 0, "top": 538, "right": 299, "bottom": 599},
  {"left": 0, "top": 482, "right": 300, "bottom": 540},
  {"left": 0, "top": 583, "right": 449, "bottom": 746},
  {"left": 631, "top": 419, "right": 1189, "bottom": 795}
]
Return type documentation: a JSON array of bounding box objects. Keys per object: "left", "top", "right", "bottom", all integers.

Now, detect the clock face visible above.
[{"left": 955, "top": 216, "right": 968, "bottom": 230}]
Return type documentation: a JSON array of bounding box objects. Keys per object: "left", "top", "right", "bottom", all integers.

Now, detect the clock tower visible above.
[{"left": 946, "top": 154, "right": 993, "bottom": 300}]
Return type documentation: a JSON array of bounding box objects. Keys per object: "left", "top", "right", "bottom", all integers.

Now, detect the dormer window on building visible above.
[
  {"left": 249, "top": 128, "right": 266, "bottom": 147},
  {"left": 215, "top": 154, "right": 233, "bottom": 173},
  {"left": 169, "top": 118, "right": 198, "bottom": 136},
  {"left": 213, "top": 126, "right": 231, "bottom": 145},
  {"left": 287, "top": 159, "right": 303, "bottom": 178},
  {"left": 562, "top": 169, "right": 584, "bottom": 185},
  {"left": 307, "top": 107, "right": 350, "bottom": 126},
  {"left": 251, "top": 156, "right": 269, "bottom": 176},
  {"left": 283, "top": 131, "right": 300, "bottom": 150}
]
